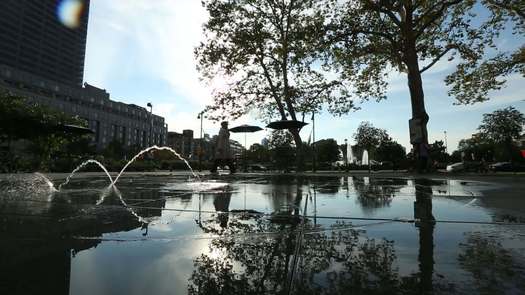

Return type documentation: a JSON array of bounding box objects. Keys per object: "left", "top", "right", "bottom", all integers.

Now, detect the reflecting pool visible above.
[{"left": 1, "top": 174, "right": 524, "bottom": 294}]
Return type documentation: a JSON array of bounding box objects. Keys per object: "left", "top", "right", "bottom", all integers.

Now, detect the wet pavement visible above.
[{"left": 1, "top": 173, "right": 525, "bottom": 294}]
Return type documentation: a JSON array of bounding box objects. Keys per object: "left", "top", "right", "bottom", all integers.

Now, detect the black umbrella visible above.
[
  {"left": 229, "top": 124, "right": 263, "bottom": 172},
  {"left": 266, "top": 120, "right": 308, "bottom": 130},
  {"left": 55, "top": 124, "right": 95, "bottom": 135},
  {"left": 229, "top": 124, "right": 263, "bottom": 133}
]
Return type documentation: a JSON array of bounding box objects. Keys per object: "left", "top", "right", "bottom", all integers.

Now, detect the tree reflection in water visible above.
[
  {"left": 459, "top": 232, "right": 525, "bottom": 294},
  {"left": 188, "top": 178, "right": 449, "bottom": 295},
  {"left": 351, "top": 177, "right": 407, "bottom": 211}
]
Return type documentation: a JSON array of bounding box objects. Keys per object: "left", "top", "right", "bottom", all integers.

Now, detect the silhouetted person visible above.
[
  {"left": 210, "top": 121, "right": 236, "bottom": 174},
  {"left": 141, "top": 222, "right": 149, "bottom": 236}
]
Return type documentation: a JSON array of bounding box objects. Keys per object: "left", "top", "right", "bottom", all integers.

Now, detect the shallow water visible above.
[{"left": 1, "top": 174, "right": 524, "bottom": 294}]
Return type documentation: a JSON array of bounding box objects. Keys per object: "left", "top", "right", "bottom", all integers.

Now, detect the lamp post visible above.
[
  {"left": 444, "top": 130, "right": 448, "bottom": 154},
  {"left": 197, "top": 111, "right": 205, "bottom": 172},
  {"left": 444, "top": 130, "right": 449, "bottom": 164},
  {"left": 344, "top": 138, "right": 348, "bottom": 172},
  {"left": 147, "top": 102, "right": 153, "bottom": 146}
]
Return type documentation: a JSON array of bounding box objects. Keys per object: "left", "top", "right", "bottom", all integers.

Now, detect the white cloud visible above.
[{"left": 85, "top": 0, "right": 212, "bottom": 108}]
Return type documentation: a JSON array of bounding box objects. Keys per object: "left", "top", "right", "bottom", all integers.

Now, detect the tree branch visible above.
[
  {"left": 257, "top": 49, "right": 287, "bottom": 120},
  {"left": 415, "top": 0, "right": 463, "bottom": 38},
  {"left": 365, "top": 0, "right": 402, "bottom": 28},
  {"left": 419, "top": 46, "right": 455, "bottom": 73},
  {"left": 486, "top": 0, "right": 525, "bottom": 19}
]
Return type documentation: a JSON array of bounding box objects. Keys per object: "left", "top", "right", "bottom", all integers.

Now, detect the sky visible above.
[{"left": 83, "top": 0, "right": 525, "bottom": 153}]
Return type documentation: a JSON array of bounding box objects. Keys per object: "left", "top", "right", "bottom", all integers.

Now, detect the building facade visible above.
[
  {"left": 0, "top": 1, "right": 168, "bottom": 150},
  {"left": 0, "top": 0, "right": 90, "bottom": 87},
  {"left": 168, "top": 130, "right": 194, "bottom": 158},
  {"left": 0, "top": 65, "right": 168, "bottom": 150}
]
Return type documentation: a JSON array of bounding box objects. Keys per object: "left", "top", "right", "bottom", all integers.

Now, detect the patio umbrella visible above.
[
  {"left": 229, "top": 124, "right": 263, "bottom": 172},
  {"left": 266, "top": 120, "right": 308, "bottom": 130},
  {"left": 54, "top": 124, "right": 95, "bottom": 135},
  {"left": 229, "top": 125, "right": 263, "bottom": 133}
]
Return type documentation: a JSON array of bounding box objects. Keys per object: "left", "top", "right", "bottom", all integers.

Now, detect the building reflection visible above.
[{"left": 0, "top": 187, "right": 166, "bottom": 295}]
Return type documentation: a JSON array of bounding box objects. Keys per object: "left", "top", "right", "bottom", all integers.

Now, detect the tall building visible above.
[
  {"left": 0, "top": 0, "right": 168, "bottom": 150},
  {"left": 0, "top": 0, "right": 90, "bottom": 87},
  {"left": 168, "top": 130, "right": 194, "bottom": 158}
]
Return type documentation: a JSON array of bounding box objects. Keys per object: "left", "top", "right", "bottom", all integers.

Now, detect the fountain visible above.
[
  {"left": 346, "top": 144, "right": 354, "bottom": 164},
  {"left": 35, "top": 172, "right": 58, "bottom": 192},
  {"left": 97, "top": 185, "right": 145, "bottom": 223},
  {"left": 112, "top": 145, "right": 199, "bottom": 185},
  {"left": 362, "top": 150, "right": 369, "bottom": 166},
  {"left": 1, "top": 146, "right": 200, "bottom": 227},
  {"left": 57, "top": 159, "right": 113, "bottom": 191}
]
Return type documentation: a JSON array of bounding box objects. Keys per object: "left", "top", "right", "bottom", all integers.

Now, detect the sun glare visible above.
[{"left": 57, "top": 0, "right": 85, "bottom": 29}]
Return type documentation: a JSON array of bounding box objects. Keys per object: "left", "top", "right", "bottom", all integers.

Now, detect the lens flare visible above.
[{"left": 56, "top": 0, "right": 85, "bottom": 29}]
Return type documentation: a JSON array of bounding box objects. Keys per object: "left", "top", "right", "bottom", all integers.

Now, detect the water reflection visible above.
[
  {"left": 188, "top": 179, "right": 443, "bottom": 295},
  {"left": 213, "top": 191, "right": 232, "bottom": 228},
  {"left": 0, "top": 181, "right": 166, "bottom": 295},
  {"left": 414, "top": 179, "right": 436, "bottom": 294},
  {"left": 352, "top": 176, "right": 407, "bottom": 212},
  {"left": 459, "top": 232, "right": 525, "bottom": 293},
  {"left": 1, "top": 175, "right": 523, "bottom": 295}
]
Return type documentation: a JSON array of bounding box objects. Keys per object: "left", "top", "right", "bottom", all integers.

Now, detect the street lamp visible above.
[
  {"left": 444, "top": 130, "right": 448, "bottom": 163},
  {"left": 147, "top": 102, "right": 153, "bottom": 146},
  {"left": 344, "top": 138, "right": 348, "bottom": 172},
  {"left": 197, "top": 111, "right": 205, "bottom": 172},
  {"left": 444, "top": 130, "right": 448, "bottom": 154}
]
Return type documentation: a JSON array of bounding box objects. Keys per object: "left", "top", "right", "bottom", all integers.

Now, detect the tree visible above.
[
  {"left": 195, "top": 0, "right": 352, "bottom": 170},
  {"left": 375, "top": 139, "right": 406, "bottom": 168},
  {"left": 428, "top": 140, "right": 449, "bottom": 163},
  {"left": 314, "top": 139, "right": 340, "bottom": 164},
  {"left": 324, "top": 0, "right": 504, "bottom": 165},
  {"left": 268, "top": 130, "right": 295, "bottom": 172},
  {"left": 455, "top": 134, "right": 496, "bottom": 162},
  {"left": 353, "top": 121, "right": 389, "bottom": 160},
  {"left": 247, "top": 143, "right": 271, "bottom": 163},
  {"left": 478, "top": 106, "right": 525, "bottom": 161},
  {"left": 0, "top": 93, "right": 87, "bottom": 170},
  {"left": 446, "top": 0, "right": 524, "bottom": 104}
]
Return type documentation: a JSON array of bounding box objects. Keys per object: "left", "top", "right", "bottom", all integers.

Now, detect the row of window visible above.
[{"left": 1, "top": 76, "right": 165, "bottom": 125}]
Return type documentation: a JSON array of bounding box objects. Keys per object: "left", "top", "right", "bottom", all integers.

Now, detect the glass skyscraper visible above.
[{"left": 0, "top": 0, "right": 90, "bottom": 87}]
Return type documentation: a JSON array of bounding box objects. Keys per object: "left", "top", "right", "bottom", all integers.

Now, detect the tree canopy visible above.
[
  {"left": 314, "top": 139, "right": 340, "bottom": 164},
  {"left": 353, "top": 121, "right": 389, "bottom": 155},
  {"left": 478, "top": 106, "right": 525, "bottom": 143},
  {"left": 196, "top": 0, "right": 353, "bottom": 148},
  {"left": 0, "top": 93, "right": 84, "bottom": 141},
  {"left": 323, "top": 0, "right": 515, "bottom": 153},
  {"left": 375, "top": 139, "right": 407, "bottom": 165},
  {"left": 446, "top": 0, "right": 524, "bottom": 104}
]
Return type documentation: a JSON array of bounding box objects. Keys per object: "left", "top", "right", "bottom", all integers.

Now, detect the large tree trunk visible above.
[
  {"left": 289, "top": 128, "right": 304, "bottom": 172},
  {"left": 405, "top": 39, "right": 430, "bottom": 172}
]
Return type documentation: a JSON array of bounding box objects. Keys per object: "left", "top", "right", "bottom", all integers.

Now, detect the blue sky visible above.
[{"left": 83, "top": 0, "right": 524, "bottom": 152}]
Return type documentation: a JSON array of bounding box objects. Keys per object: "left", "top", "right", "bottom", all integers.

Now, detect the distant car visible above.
[
  {"left": 446, "top": 162, "right": 464, "bottom": 172},
  {"left": 487, "top": 162, "right": 525, "bottom": 172},
  {"left": 249, "top": 164, "right": 268, "bottom": 172},
  {"left": 489, "top": 162, "right": 512, "bottom": 172}
]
